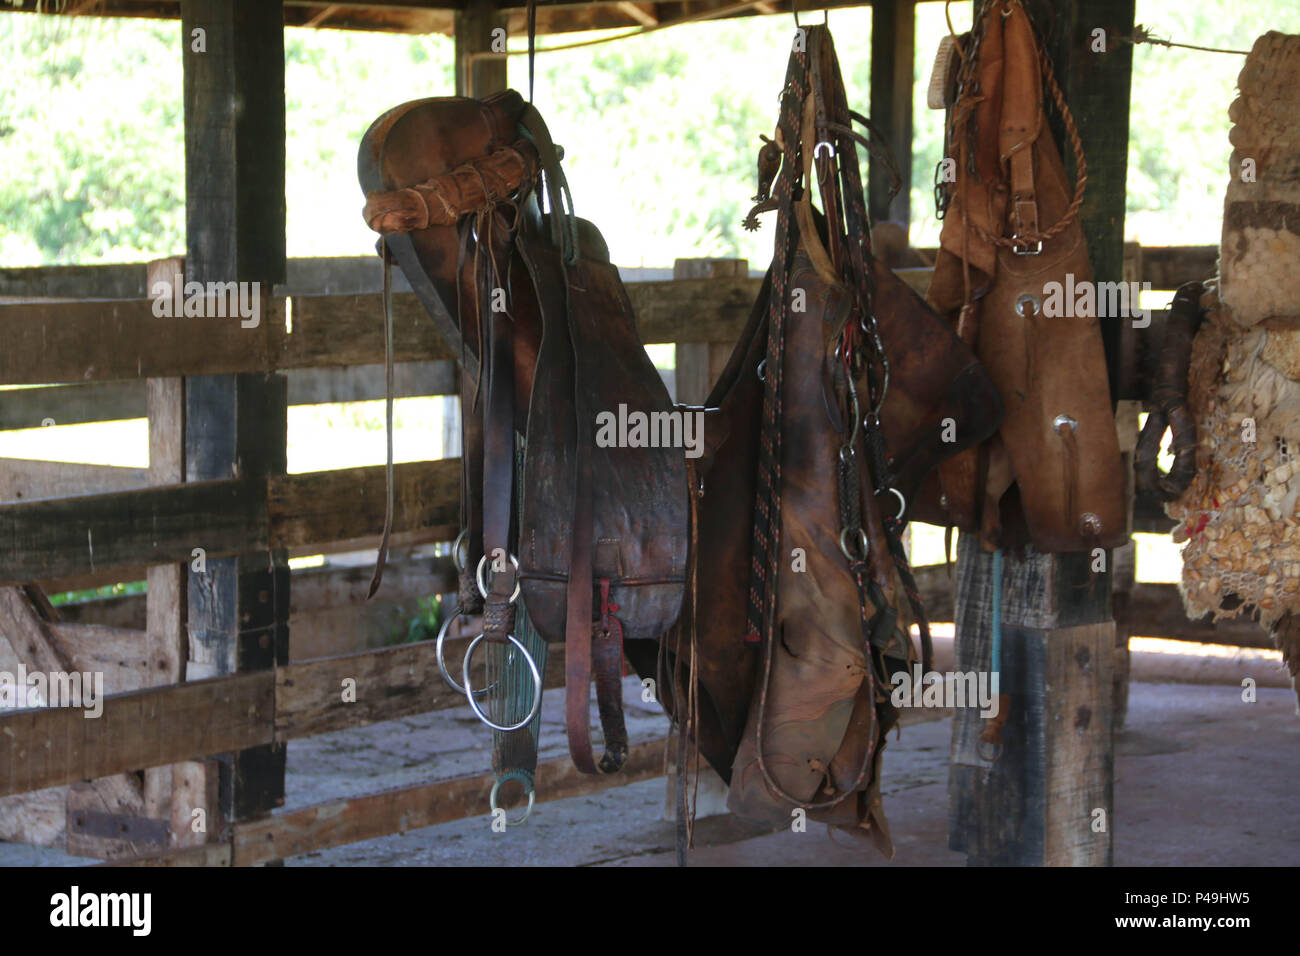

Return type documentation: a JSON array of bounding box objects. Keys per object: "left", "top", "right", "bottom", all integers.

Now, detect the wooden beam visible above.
[
  {"left": 672, "top": 259, "right": 747, "bottom": 403},
  {"left": 868, "top": 0, "right": 915, "bottom": 226},
  {"left": 455, "top": 0, "right": 507, "bottom": 98},
  {"left": 0, "top": 459, "right": 146, "bottom": 502},
  {"left": 0, "top": 670, "right": 276, "bottom": 799},
  {"left": 0, "top": 635, "right": 567, "bottom": 798},
  {"left": 231, "top": 735, "right": 664, "bottom": 865}
]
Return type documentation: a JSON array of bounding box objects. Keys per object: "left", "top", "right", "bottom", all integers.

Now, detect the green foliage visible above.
[
  {"left": 3, "top": 2, "right": 1300, "bottom": 266},
  {"left": 396, "top": 594, "right": 446, "bottom": 645},
  {"left": 48, "top": 580, "right": 147, "bottom": 606}
]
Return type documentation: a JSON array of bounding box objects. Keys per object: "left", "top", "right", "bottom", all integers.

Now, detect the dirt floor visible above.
[{"left": 3, "top": 675, "right": 1296, "bottom": 867}]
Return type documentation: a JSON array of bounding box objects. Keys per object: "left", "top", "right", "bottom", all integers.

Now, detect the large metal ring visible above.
[
  {"left": 435, "top": 612, "right": 495, "bottom": 699},
  {"left": 463, "top": 633, "right": 543, "bottom": 732},
  {"left": 476, "top": 552, "right": 521, "bottom": 603},
  {"left": 489, "top": 777, "right": 535, "bottom": 826},
  {"left": 452, "top": 528, "right": 470, "bottom": 572}
]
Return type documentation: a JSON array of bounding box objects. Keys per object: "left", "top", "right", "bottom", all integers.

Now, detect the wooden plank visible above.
[
  {"left": 868, "top": 0, "right": 915, "bottom": 226},
  {"left": 231, "top": 736, "right": 666, "bottom": 866},
  {"left": 275, "top": 636, "right": 566, "bottom": 739},
  {"left": 0, "top": 670, "right": 276, "bottom": 799},
  {"left": 268, "top": 459, "right": 460, "bottom": 550},
  {"left": 0, "top": 477, "right": 268, "bottom": 585},
  {"left": 0, "top": 383, "right": 146, "bottom": 431},
  {"left": 455, "top": 0, "right": 508, "bottom": 97},
  {"left": 1044, "top": 622, "right": 1114, "bottom": 866},
  {"left": 0, "top": 587, "right": 150, "bottom": 857},
  {"left": 0, "top": 279, "right": 772, "bottom": 384},
  {"left": 672, "top": 259, "right": 747, "bottom": 403},
  {"left": 0, "top": 459, "right": 146, "bottom": 503}
]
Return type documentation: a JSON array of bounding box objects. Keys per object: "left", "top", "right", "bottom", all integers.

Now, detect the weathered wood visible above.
[
  {"left": 0, "top": 634, "right": 562, "bottom": 798},
  {"left": 231, "top": 736, "right": 666, "bottom": 866},
  {"left": 0, "top": 281, "right": 772, "bottom": 383},
  {"left": 268, "top": 460, "right": 459, "bottom": 551},
  {"left": 0, "top": 460, "right": 458, "bottom": 586},
  {"left": 0, "top": 476, "right": 269, "bottom": 585},
  {"left": 0, "top": 670, "right": 276, "bottom": 799},
  {"left": 868, "top": 0, "right": 915, "bottom": 226},
  {"left": 0, "top": 363, "right": 456, "bottom": 432},
  {"left": 673, "top": 259, "right": 747, "bottom": 403},
  {"left": 0, "top": 459, "right": 146, "bottom": 502},
  {"left": 455, "top": 0, "right": 508, "bottom": 97},
  {"left": 275, "top": 636, "right": 566, "bottom": 739},
  {"left": 0, "top": 587, "right": 149, "bottom": 856}
]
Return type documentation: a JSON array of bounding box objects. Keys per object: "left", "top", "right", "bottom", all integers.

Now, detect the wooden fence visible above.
[{"left": 0, "top": 244, "right": 1232, "bottom": 864}]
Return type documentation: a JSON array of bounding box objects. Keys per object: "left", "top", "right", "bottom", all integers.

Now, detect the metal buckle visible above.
[{"left": 1012, "top": 238, "right": 1042, "bottom": 256}]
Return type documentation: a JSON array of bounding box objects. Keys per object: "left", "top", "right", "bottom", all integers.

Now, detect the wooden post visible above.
[
  {"left": 947, "top": 0, "right": 1134, "bottom": 866},
  {"left": 672, "top": 258, "right": 747, "bottom": 405},
  {"left": 455, "top": 0, "right": 507, "bottom": 98},
  {"left": 868, "top": 0, "right": 915, "bottom": 227},
  {"left": 180, "top": 0, "right": 290, "bottom": 826}
]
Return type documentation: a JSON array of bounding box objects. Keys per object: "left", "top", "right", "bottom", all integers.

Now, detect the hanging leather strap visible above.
[{"left": 367, "top": 240, "right": 396, "bottom": 599}]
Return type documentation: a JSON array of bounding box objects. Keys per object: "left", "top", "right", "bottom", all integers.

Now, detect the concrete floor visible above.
[{"left": 3, "top": 678, "right": 1296, "bottom": 867}]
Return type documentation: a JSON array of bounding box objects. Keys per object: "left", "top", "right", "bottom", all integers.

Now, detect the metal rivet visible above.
[
  {"left": 1079, "top": 512, "right": 1102, "bottom": 535},
  {"left": 1015, "top": 293, "right": 1041, "bottom": 318}
]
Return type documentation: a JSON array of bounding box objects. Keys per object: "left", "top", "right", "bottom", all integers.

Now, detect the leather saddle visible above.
[
  {"left": 622, "top": 26, "right": 1003, "bottom": 852},
  {"left": 913, "top": 0, "right": 1126, "bottom": 552},
  {"left": 359, "top": 92, "right": 688, "bottom": 778}
]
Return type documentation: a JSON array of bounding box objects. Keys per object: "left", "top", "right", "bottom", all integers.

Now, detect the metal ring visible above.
[
  {"left": 435, "top": 612, "right": 495, "bottom": 699},
  {"left": 463, "top": 633, "right": 543, "bottom": 732},
  {"left": 452, "top": 528, "right": 469, "bottom": 572},
  {"left": 757, "top": 358, "right": 767, "bottom": 383},
  {"left": 489, "top": 778, "right": 535, "bottom": 826},
  {"left": 977, "top": 738, "right": 1003, "bottom": 763},
  {"left": 839, "top": 527, "right": 869, "bottom": 561},
  {"left": 877, "top": 486, "right": 906, "bottom": 521},
  {"left": 813, "top": 141, "right": 836, "bottom": 159},
  {"left": 476, "top": 552, "right": 521, "bottom": 603},
  {"left": 1053, "top": 413, "right": 1079, "bottom": 435}
]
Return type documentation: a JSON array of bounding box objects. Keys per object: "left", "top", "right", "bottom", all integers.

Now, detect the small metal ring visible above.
[
  {"left": 757, "top": 358, "right": 767, "bottom": 383},
  {"left": 451, "top": 528, "right": 470, "bottom": 572},
  {"left": 977, "top": 738, "right": 1003, "bottom": 763},
  {"left": 476, "top": 552, "right": 521, "bottom": 603},
  {"left": 877, "top": 486, "right": 906, "bottom": 521},
  {"left": 839, "top": 527, "right": 869, "bottom": 561},
  {"left": 813, "top": 141, "right": 836, "bottom": 159},
  {"left": 489, "top": 778, "right": 535, "bottom": 826},
  {"left": 463, "top": 633, "right": 542, "bottom": 732}
]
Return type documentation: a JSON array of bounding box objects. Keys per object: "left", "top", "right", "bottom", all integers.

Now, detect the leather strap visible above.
[{"left": 367, "top": 240, "right": 396, "bottom": 599}]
